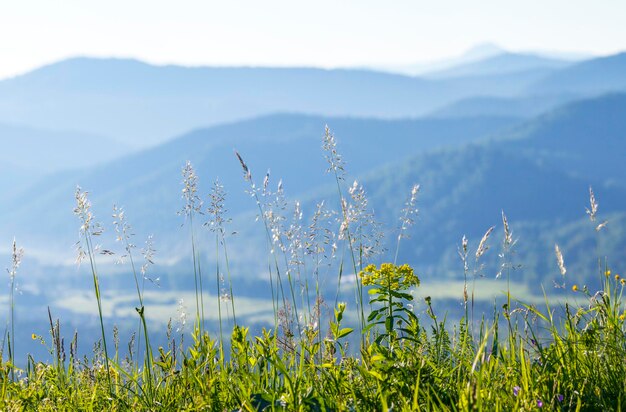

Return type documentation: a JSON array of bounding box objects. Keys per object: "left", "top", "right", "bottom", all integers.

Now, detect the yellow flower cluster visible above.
[{"left": 359, "top": 263, "right": 420, "bottom": 290}]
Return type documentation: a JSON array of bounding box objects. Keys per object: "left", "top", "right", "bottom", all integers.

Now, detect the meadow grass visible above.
[{"left": 1, "top": 127, "right": 625, "bottom": 411}]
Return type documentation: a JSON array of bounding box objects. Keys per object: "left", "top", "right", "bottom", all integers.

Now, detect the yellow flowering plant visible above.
[{"left": 359, "top": 263, "right": 420, "bottom": 346}]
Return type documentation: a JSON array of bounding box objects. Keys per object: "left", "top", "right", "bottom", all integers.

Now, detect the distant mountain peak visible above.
[{"left": 461, "top": 43, "right": 506, "bottom": 60}]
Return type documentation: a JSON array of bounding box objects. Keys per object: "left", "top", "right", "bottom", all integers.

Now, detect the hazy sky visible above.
[{"left": 1, "top": 0, "right": 625, "bottom": 79}]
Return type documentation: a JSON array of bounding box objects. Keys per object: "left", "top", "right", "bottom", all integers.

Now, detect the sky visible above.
[{"left": 1, "top": 0, "right": 626, "bottom": 79}]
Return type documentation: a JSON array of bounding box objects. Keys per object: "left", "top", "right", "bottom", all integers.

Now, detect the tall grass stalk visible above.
[
  {"left": 205, "top": 178, "right": 237, "bottom": 359},
  {"left": 235, "top": 151, "right": 289, "bottom": 331},
  {"left": 322, "top": 126, "right": 366, "bottom": 334},
  {"left": 498, "top": 210, "right": 517, "bottom": 334},
  {"left": 393, "top": 184, "right": 419, "bottom": 265},
  {"left": 180, "top": 162, "right": 206, "bottom": 334},
  {"left": 472, "top": 225, "right": 494, "bottom": 336},
  {"left": 112, "top": 206, "right": 154, "bottom": 399},
  {"left": 269, "top": 179, "right": 303, "bottom": 338},
  {"left": 6, "top": 239, "right": 23, "bottom": 381},
  {"left": 74, "top": 187, "right": 112, "bottom": 393}
]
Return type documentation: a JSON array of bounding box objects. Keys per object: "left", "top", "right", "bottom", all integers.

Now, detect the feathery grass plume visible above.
[
  {"left": 497, "top": 210, "right": 518, "bottom": 279},
  {"left": 277, "top": 303, "right": 295, "bottom": 352},
  {"left": 112, "top": 205, "right": 155, "bottom": 398},
  {"left": 585, "top": 186, "right": 609, "bottom": 275},
  {"left": 234, "top": 150, "right": 286, "bottom": 330},
  {"left": 267, "top": 179, "right": 288, "bottom": 254},
  {"left": 285, "top": 200, "right": 310, "bottom": 324},
  {"left": 394, "top": 183, "right": 420, "bottom": 265},
  {"left": 235, "top": 150, "right": 252, "bottom": 182},
  {"left": 175, "top": 298, "right": 187, "bottom": 360},
  {"left": 305, "top": 201, "right": 336, "bottom": 273},
  {"left": 471, "top": 225, "right": 494, "bottom": 333},
  {"left": 340, "top": 179, "right": 383, "bottom": 333},
  {"left": 322, "top": 125, "right": 345, "bottom": 179},
  {"left": 265, "top": 179, "right": 302, "bottom": 336},
  {"left": 554, "top": 244, "right": 567, "bottom": 289},
  {"left": 347, "top": 180, "right": 385, "bottom": 265},
  {"left": 178, "top": 161, "right": 206, "bottom": 334},
  {"left": 459, "top": 235, "right": 469, "bottom": 276},
  {"left": 140, "top": 235, "right": 159, "bottom": 286},
  {"left": 205, "top": 178, "right": 237, "bottom": 358},
  {"left": 304, "top": 201, "right": 335, "bottom": 345},
  {"left": 498, "top": 211, "right": 520, "bottom": 331},
  {"left": 586, "top": 186, "right": 598, "bottom": 222},
  {"left": 322, "top": 127, "right": 369, "bottom": 333},
  {"left": 459, "top": 235, "right": 469, "bottom": 318},
  {"left": 501, "top": 210, "right": 515, "bottom": 251},
  {"left": 239, "top": 158, "right": 302, "bottom": 337},
  {"left": 6, "top": 238, "right": 24, "bottom": 381},
  {"left": 475, "top": 226, "right": 494, "bottom": 262},
  {"left": 555, "top": 244, "right": 566, "bottom": 277},
  {"left": 287, "top": 201, "right": 304, "bottom": 273},
  {"left": 73, "top": 186, "right": 112, "bottom": 392}
]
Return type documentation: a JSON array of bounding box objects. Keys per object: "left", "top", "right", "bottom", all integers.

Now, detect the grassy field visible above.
[{"left": 1, "top": 128, "right": 624, "bottom": 411}]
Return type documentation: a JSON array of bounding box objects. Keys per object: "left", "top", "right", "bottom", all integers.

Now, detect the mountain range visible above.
[
  {"left": 4, "top": 49, "right": 623, "bottom": 147},
  {"left": 0, "top": 92, "right": 624, "bottom": 292},
  {"left": 0, "top": 113, "right": 521, "bottom": 258},
  {"left": 1, "top": 47, "right": 626, "bottom": 301}
]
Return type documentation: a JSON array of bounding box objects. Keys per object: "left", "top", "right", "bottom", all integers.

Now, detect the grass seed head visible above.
[{"left": 586, "top": 186, "right": 598, "bottom": 222}]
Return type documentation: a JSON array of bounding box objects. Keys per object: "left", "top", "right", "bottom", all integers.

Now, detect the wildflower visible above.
[
  {"left": 556, "top": 394, "right": 564, "bottom": 402},
  {"left": 537, "top": 399, "right": 543, "bottom": 408},
  {"left": 359, "top": 263, "right": 419, "bottom": 289},
  {"left": 31, "top": 333, "right": 37, "bottom": 340},
  {"left": 605, "top": 269, "right": 611, "bottom": 277},
  {"left": 621, "top": 278, "right": 625, "bottom": 286},
  {"left": 620, "top": 312, "right": 626, "bottom": 321},
  {"left": 572, "top": 284, "right": 579, "bottom": 292},
  {"left": 513, "top": 386, "right": 520, "bottom": 396},
  {"left": 615, "top": 274, "right": 621, "bottom": 281}
]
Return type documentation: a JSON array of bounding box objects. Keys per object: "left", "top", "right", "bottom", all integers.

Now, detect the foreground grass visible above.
[
  {"left": 2, "top": 129, "right": 624, "bottom": 411},
  {"left": 2, "top": 267, "right": 626, "bottom": 411}
]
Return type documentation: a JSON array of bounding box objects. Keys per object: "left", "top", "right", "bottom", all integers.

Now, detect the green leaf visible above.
[
  {"left": 367, "top": 370, "right": 384, "bottom": 380},
  {"left": 385, "top": 316, "right": 394, "bottom": 332},
  {"left": 390, "top": 290, "right": 413, "bottom": 300},
  {"left": 368, "top": 309, "right": 382, "bottom": 322},
  {"left": 337, "top": 327, "right": 353, "bottom": 339}
]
